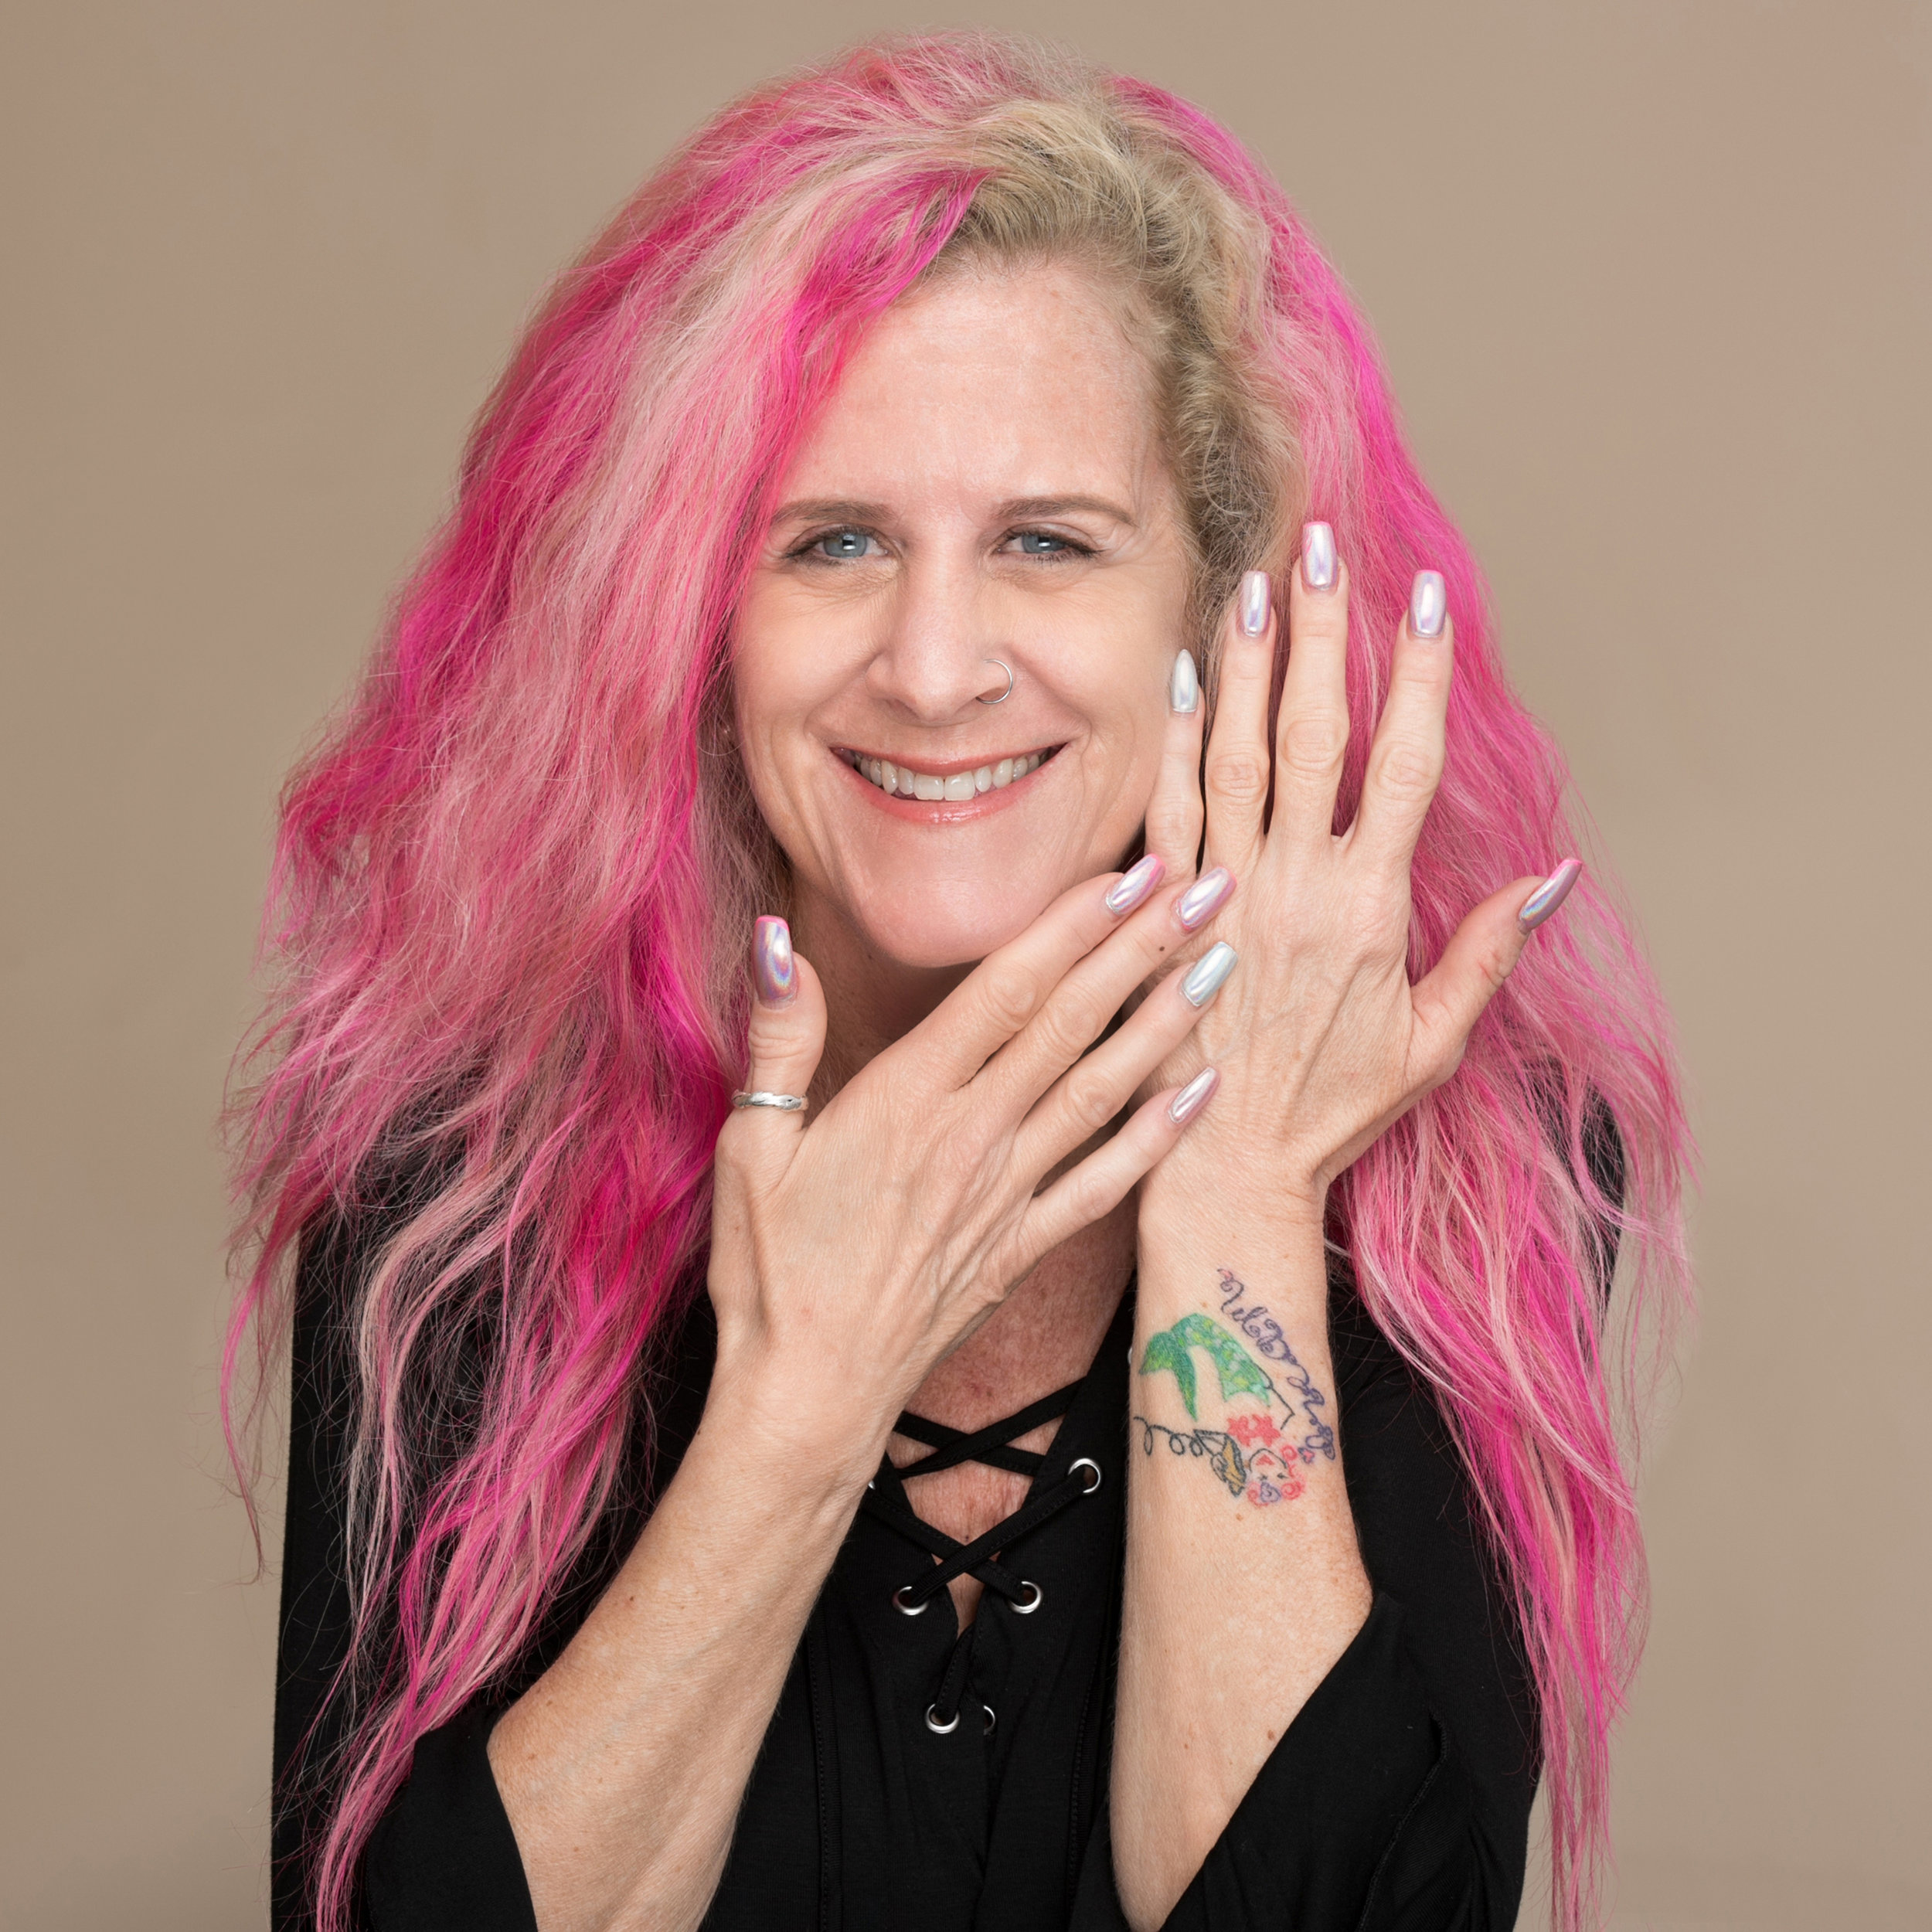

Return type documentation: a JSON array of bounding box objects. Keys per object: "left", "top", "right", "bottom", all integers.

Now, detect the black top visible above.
[{"left": 275, "top": 1209, "right": 1548, "bottom": 1932}]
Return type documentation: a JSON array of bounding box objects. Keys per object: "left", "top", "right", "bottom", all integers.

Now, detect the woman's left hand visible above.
[{"left": 1139, "top": 533, "right": 1572, "bottom": 1230}]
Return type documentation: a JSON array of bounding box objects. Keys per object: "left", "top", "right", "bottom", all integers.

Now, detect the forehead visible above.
[{"left": 781, "top": 260, "right": 1164, "bottom": 504}]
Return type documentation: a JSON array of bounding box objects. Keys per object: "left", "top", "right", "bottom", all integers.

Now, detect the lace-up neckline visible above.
[{"left": 859, "top": 1379, "right": 1105, "bottom": 1735}]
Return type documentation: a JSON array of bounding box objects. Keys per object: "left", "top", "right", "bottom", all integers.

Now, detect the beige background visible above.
[{"left": 5, "top": 2, "right": 1927, "bottom": 1927}]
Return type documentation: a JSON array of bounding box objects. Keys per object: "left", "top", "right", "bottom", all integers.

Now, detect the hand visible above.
[
  {"left": 1140, "top": 534, "right": 1580, "bottom": 1227},
  {"left": 706, "top": 867, "right": 1226, "bottom": 1471}
]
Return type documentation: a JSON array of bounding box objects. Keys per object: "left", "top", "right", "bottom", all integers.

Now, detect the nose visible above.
[{"left": 865, "top": 552, "right": 1012, "bottom": 723}]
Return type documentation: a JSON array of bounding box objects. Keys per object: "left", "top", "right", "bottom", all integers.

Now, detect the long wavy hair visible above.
[{"left": 227, "top": 32, "right": 1690, "bottom": 1931}]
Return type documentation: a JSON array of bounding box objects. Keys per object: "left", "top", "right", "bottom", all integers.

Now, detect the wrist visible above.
[{"left": 702, "top": 1342, "right": 897, "bottom": 1505}]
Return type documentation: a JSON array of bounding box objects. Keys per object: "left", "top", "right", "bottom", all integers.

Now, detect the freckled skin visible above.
[{"left": 732, "top": 262, "right": 1190, "bottom": 996}]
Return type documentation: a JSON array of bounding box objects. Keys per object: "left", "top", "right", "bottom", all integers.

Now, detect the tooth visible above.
[
  {"left": 1020, "top": 753, "right": 1036, "bottom": 775},
  {"left": 913, "top": 772, "right": 944, "bottom": 801},
  {"left": 994, "top": 758, "right": 1012, "bottom": 787},
  {"left": 943, "top": 773, "right": 975, "bottom": 801},
  {"left": 882, "top": 762, "right": 898, "bottom": 794},
  {"left": 975, "top": 765, "right": 992, "bottom": 793}
]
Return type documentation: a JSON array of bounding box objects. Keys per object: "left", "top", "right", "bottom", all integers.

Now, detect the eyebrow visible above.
[{"left": 768, "top": 494, "right": 1138, "bottom": 528}]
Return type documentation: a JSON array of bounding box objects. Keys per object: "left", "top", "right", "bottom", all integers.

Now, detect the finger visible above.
[
  {"left": 1349, "top": 570, "right": 1453, "bottom": 869},
  {"left": 975, "top": 875, "right": 1226, "bottom": 1116},
  {"left": 1143, "top": 648, "right": 1206, "bottom": 878},
  {"left": 1201, "top": 570, "right": 1276, "bottom": 872},
  {"left": 1270, "top": 522, "right": 1352, "bottom": 860},
  {"left": 919, "top": 865, "right": 1170, "bottom": 1083},
  {"left": 718, "top": 917, "right": 826, "bottom": 1185},
  {"left": 1014, "top": 1072, "right": 1220, "bottom": 1264},
  {"left": 1408, "top": 862, "right": 1580, "bottom": 1087},
  {"left": 1009, "top": 940, "right": 1234, "bottom": 1178}
]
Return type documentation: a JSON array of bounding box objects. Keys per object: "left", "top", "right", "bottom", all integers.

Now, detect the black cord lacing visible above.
[{"left": 860, "top": 1380, "right": 1103, "bottom": 1734}]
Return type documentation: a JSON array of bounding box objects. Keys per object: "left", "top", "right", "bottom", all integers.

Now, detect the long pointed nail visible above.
[
  {"left": 1175, "top": 866, "right": 1235, "bottom": 932},
  {"left": 1105, "top": 853, "right": 1165, "bottom": 915},
  {"left": 1518, "top": 859, "right": 1583, "bottom": 933},
  {"left": 1180, "top": 940, "right": 1239, "bottom": 1009},
  {"left": 1168, "top": 1065, "right": 1220, "bottom": 1125},
  {"left": 1239, "top": 570, "right": 1271, "bottom": 638},
  {"left": 1168, "top": 648, "right": 1199, "bottom": 715},
  {"left": 1409, "top": 570, "right": 1447, "bottom": 640},
  {"left": 1301, "top": 522, "right": 1337, "bottom": 592},
  {"left": 753, "top": 915, "right": 797, "bottom": 1004}
]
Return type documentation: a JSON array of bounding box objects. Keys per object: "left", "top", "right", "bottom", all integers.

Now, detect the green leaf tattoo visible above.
[{"left": 1138, "top": 1313, "right": 1274, "bottom": 1420}]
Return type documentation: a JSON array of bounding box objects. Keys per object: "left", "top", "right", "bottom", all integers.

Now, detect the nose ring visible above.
[{"left": 977, "top": 659, "right": 1015, "bottom": 705}]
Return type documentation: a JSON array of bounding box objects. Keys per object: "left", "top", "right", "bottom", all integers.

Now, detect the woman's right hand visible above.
[{"left": 706, "top": 862, "right": 1232, "bottom": 1475}]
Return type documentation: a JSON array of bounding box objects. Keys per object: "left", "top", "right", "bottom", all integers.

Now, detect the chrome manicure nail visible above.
[
  {"left": 1409, "top": 570, "right": 1447, "bottom": 640},
  {"left": 1104, "top": 853, "right": 1165, "bottom": 915},
  {"left": 1175, "top": 866, "right": 1235, "bottom": 932},
  {"left": 1301, "top": 522, "right": 1337, "bottom": 592},
  {"left": 1518, "top": 858, "right": 1583, "bottom": 933},
  {"left": 753, "top": 914, "right": 797, "bottom": 1005},
  {"left": 1168, "top": 648, "right": 1199, "bottom": 716},
  {"left": 1238, "top": 570, "right": 1271, "bottom": 638},
  {"left": 1179, "top": 940, "right": 1238, "bottom": 1009},
  {"left": 1168, "top": 1065, "right": 1220, "bottom": 1125}
]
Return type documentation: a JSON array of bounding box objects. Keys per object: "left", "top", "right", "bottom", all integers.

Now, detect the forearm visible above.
[
  {"left": 488, "top": 1368, "right": 879, "bottom": 1932},
  {"left": 1113, "top": 1185, "right": 1372, "bottom": 1930}
]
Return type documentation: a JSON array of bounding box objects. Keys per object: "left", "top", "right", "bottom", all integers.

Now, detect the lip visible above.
[{"left": 832, "top": 742, "right": 1065, "bottom": 822}]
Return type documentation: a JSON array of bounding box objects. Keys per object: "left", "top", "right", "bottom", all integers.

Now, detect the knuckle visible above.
[
  {"left": 1277, "top": 713, "right": 1346, "bottom": 781},
  {"left": 978, "top": 961, "right": 1043, "bottom": 1035},
  {"left": 1061, "top": 1060, "right": 1121, "bottom": 1132},
  {"left": 1369, "top": 738, "right": 1440, "bottom": 801},
  {"left": 1208, "top": 750, "right": 1270, "bottom": 808}
]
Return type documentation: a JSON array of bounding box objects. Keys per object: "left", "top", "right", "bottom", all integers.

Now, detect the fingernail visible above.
[
  {"left": 1175, "top": 866, "right": 1235, "bottom": 932},
  {"left": 1168, "top": 648, "right": 1199, "bottom": 716},
  {"left": 1409, "top": 570, "right": 1447, "bottom": 640},
  {"left": 1518, "top": 859, "right": 1583, "bottom": 933},
  {"left": 1301, "top": 522, "right": 1336, "bottom": 592},
  {"left": 1104, "top": 853, "right": 1165, "bottom": 915},
  {"left": 1179, "top": 940, "right": 1238, "bottom": 1009},
  {"left": 753, "top": 915, "right": 797, "bottom": 1004},
  {"left": 1238, "top": 570, "right": 1271, "bottom": 638},
  {"left": 1168, "top": 1065, "right": 1220, "bottom": 1125}
]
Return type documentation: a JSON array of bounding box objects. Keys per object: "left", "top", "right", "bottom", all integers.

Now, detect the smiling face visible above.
[{"left": 731, "top": 260, "right": 1192, "bottom": 987}]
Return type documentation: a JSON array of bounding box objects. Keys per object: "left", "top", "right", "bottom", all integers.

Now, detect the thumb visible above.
[
  {"left": 725, "top": 915, "right": 827, "bottom": 1179},
  {"left": 1411, "top": 860, "right": 1583, "bottom": 1083}
]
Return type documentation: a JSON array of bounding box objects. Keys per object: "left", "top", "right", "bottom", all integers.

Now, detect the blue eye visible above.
[
  {"left": 1014, "top": 531, "right": 1068, "bottom": 555},
  {"left": 814, "top": 529, "right": 873, "bottom": 560}
]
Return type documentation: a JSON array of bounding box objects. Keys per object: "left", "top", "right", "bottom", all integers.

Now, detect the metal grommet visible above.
[
  {"left": 1070, "top": 1457, "right": 1103, "bottom": 1495},
  {"left": 924, "top": 1702, "right": 961, "bottom": 1736},
  {"left": 981, "top": 1703, "right": 997, "bottom": 1736},
  {"left": 1010, "top": 1579, "right": 1043, "bottom": 1615},
  {"left": 893, "top": 1584, "right": 930, "bottom": 1617}
]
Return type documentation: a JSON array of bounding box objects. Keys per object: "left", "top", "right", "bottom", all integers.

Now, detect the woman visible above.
[{"left": 233, "top": 32, "right": 1689, "bottom": 1932}]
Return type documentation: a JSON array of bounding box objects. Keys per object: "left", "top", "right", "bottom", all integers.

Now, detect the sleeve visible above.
[{"left": 1070, "top": 1271, "right": 1537, "bottom": 1932}]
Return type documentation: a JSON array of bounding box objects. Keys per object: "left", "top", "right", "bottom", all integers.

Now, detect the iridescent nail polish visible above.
[
  {"left": 1301, "top": 522, "right": 1337, "bottom": 592},
  {"left": 1175, "top": 866, "right": 1235, "bottom": 932},
  {"left": 753, "top": 915, "right": 797, "bottom": 1005},
  {"left": 1410, "top": 570, "right": 1447, "bottom": 640},
  {"left": 1104, "top": 853, "right": 1165, "bottom": 915},
  {"left": 1518, "top": 859, "right": 1583, "bottom": 933},
  {"left": 1179, "top": 940, "right": 1238, "bottom": 1009},
  {"left": 1239, "top": 570, "right": 1271, "bottom": 638},
  {"left": 1168, "top": 648, "right": 1199, "bottom": 716},
  {"left": 1168, "top": 1065, "right": 1219, "bottom": 1125}
]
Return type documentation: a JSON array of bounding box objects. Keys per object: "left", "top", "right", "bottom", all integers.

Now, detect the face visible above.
[{"left": 731, "top": 260, "right": 1191, "bottom": 981}]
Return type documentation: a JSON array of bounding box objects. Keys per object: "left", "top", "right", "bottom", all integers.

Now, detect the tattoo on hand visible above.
[{"left": 1131, "top": 1269, "right": 1336, "bottom": 1508}]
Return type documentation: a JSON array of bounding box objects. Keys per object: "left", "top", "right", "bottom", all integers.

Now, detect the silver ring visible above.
[
  {"left": 893, "top": 1584, "right": 930, "bottom": 1617},
  {"left": 923, "top": 1702, "right": 961, "bottom": 1735},
  {"left": 1070, "top": 1457, "right": 1103, "bottom": 1495},
  {"left": 731, "top": 1090, "right": 805, "bottom": 1111},
  {"left": 1009, "top": 1579, "right": 1043, "bottom": 1615},
  {"left": 976, "top": 658, "right": 1014, "bottom": 705}
]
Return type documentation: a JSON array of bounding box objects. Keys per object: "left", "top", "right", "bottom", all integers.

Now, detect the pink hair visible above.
[{"left": 226, "top": 33, "right": 1689, "bottom": 1931}]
